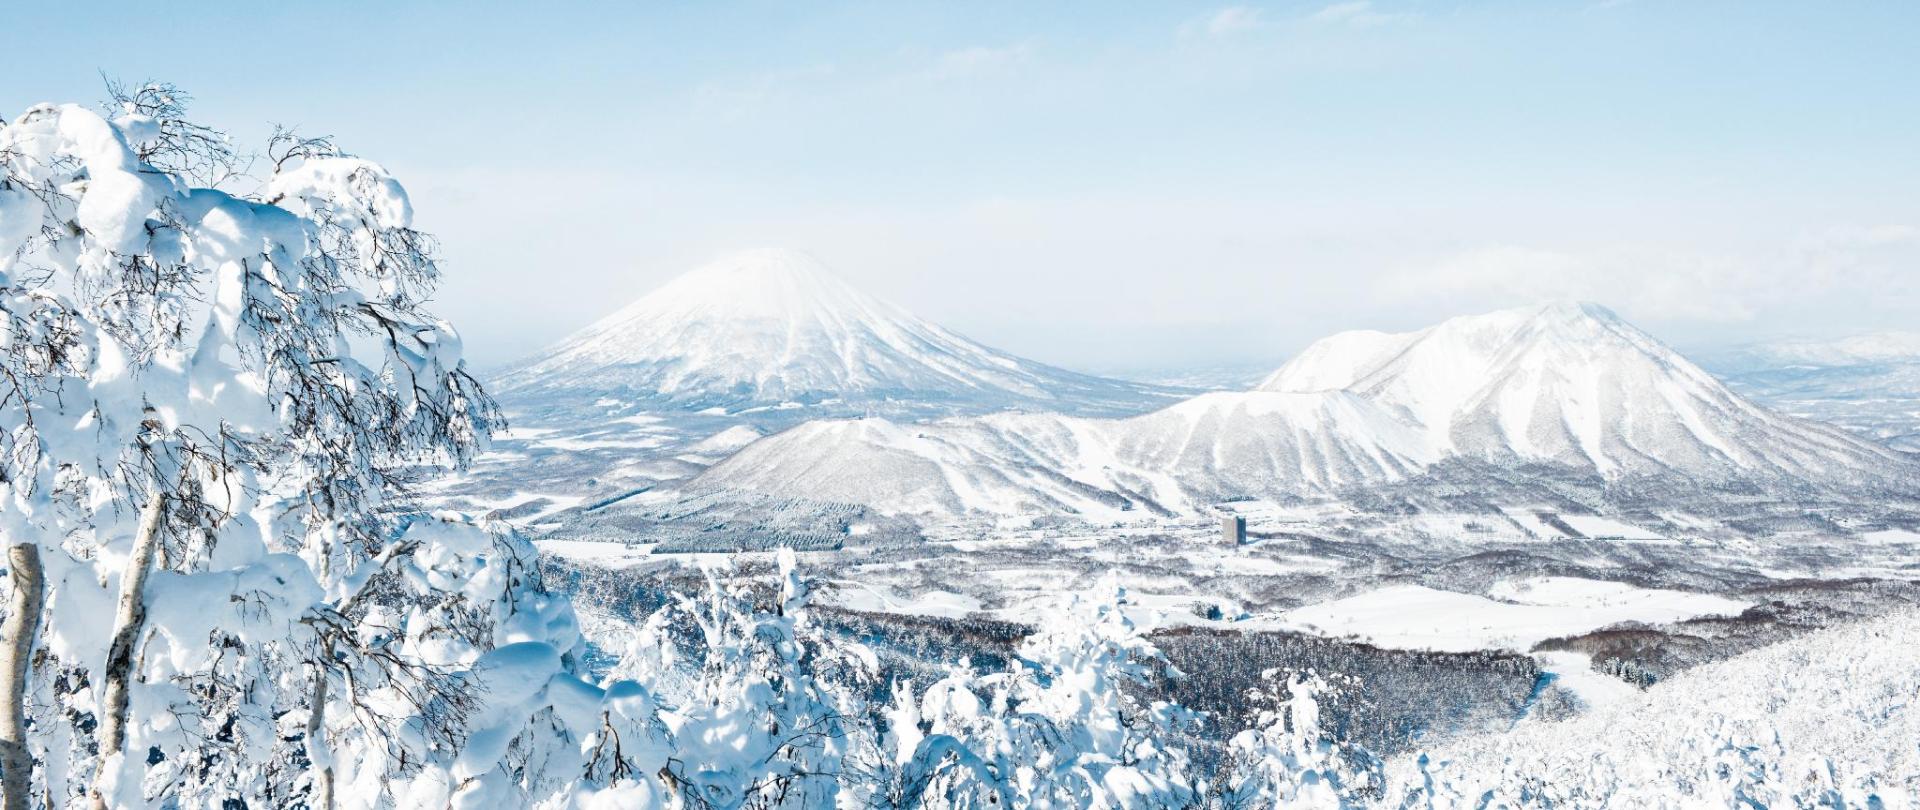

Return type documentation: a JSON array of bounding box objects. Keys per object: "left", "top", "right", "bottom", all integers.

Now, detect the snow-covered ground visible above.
[
  {"left": 1262, "top": 576, "right": 1755, "bottom": 711},
  {"left": 1392, "top": 609, "right": 1920, "bottom": 807},
  {"left": 825, "top": 581, "right": 983, "bottom": 619},
  {"left": 1270, "top": 577, "right": 1750, "bottom": 654},
  {"left": 536, "top": 539, "right": 659, "bottom": 569}
]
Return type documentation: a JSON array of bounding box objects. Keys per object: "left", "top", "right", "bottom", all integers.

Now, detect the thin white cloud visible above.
[
  {"left": 1210, "top": 6, "right": 1265, "bottom": 36},
  {"left": 930, "top": 43, "right": 1033, "bottom": 80},
  {"left": 1791, "top": 224, "right": 1920, "bottom": 292},
  {"left": 690, "top": 64, "right": 840, "bottom": 119},
  {"left": 1310, "top": 1, "right": 1420, "bottom": 28},
  {"left": 686, "top": 43, "right": 1029, "bottom": 120},
  {"left": 1380, "top": 245, "right": 1755, "bottom": 323},
  {"left": 1180, "top": 6, "right": 1265, "bottom": 40},
  {"left": 1378, "top": 227, "right": 1920, "bottom": 327}
]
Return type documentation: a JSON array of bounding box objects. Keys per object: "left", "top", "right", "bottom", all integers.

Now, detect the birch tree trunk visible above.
[
  {"left": 0, "top": 542, "right": 44, "bottom": 810},
  {"left": 90, "top": 491, "right": 165, "bottom": 810},
  {"left": 306, "top": 645, "right": 333, "bottom": 810}
]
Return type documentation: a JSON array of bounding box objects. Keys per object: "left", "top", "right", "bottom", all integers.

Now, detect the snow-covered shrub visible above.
[
  {"left": 609, "top": 549, "right": 880, "bottom": 809},
  {"left": 308, "top": 514, "right": 682, "bottom": 810},
  {"left": 852, "top": 584, "right": 1199, "bottom": 809},
  {"left": 1215, "top": 670, "right": 1379, "bottom": 809}
]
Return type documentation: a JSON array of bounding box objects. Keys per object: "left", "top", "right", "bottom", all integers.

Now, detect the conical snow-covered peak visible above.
[
  {"left": 1261, "top": 301, "right": 1908, "bottom": 481},
  {"left": 1527, "top": 299, "right": 1622, "bottom": 323},
  {"left": 496, "top": 250, "right": 1174, "bottom": 414},
  {"left": 617, "top": 248, "right": 879, "bottom": 328},
  {"left": 688, "top": 246, "right": 834, "bottom": 285}
]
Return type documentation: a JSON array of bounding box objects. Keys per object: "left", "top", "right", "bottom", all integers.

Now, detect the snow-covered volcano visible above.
[
  {"left": 495, "top": 249, "right": 1177, "bottom": 415},
  {"left": 1259, "top": 302, "right": 1907, "bottom": 480},
  {"left": 688, "top": 302, "right": 1916, "bottom": 518}
]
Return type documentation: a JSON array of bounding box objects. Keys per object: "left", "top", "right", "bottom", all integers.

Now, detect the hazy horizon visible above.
[
  {"left": 474, "top": 247, "right": 1876, "bottom": 382},
  {"left": 9, "top": 1, "right": 1917, "bottom": 371}
]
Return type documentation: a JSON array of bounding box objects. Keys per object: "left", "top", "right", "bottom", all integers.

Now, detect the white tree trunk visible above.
[
  {"left": 90, "top": 491, "right": 165, "bottom": 810},
  {"left": 306, "top": 647, "right": 333, "bottom": 810},
  {"left": 0, "top": 542, "right": 44, "bottom": 810}
]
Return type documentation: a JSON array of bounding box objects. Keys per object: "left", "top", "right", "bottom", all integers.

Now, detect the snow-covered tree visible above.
[
  {"left": 323, "top": 514, "right": 680, "bottom": 809},
  {"left": 0, "top": 90, "right": 524, "bottom": 809},
  {"left": 1215, "top": 670, "right": 1378, "bottom": 809},
  {"left": 991, "top": 585, "right": 1197, "bottom": 808},
  {"left": 842, "top": 584, "right": 1197, "bottom": 810},
  {"left": 622, "top": 550, "right": 879, "bottom": 809},
  {"left": 847, "top": 667, "right": 1023, "bottom": 810}
]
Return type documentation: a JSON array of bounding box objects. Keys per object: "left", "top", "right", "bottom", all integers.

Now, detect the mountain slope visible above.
[
  {"left": 1260, "top": 302, "right": 1908, "bottom": 482},
  {"left": 694, "top": 390, "right": 1437, "bottom": 518},
  {"left": 495, "top": 249, "right": 1179, "bottom": 416}
]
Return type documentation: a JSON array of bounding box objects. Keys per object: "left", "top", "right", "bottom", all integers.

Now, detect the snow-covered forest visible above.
[{"left": 2, "top": 90, "right": 1916, "bottom": 810}]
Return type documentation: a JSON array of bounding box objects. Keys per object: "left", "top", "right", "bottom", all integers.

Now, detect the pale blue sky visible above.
[{"left": 7, "top": 1, "right": 1918, "bottom": 372}]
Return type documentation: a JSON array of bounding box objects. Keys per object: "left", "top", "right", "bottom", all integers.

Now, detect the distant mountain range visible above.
[
  {"left": 690, "top": 303, "right": 1917, "bottom": 518},
  {"left": 493, "top": 249, "right": 1184, "bottom": 417},
  {"left": 1702, "top": 331, "right": 1920, "bottom": 453},
  {"left": 1704, "top": 331, "right": 1920, "bottom": 371}
]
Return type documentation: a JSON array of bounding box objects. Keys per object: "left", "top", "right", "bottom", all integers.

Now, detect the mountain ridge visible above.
[
  {"left": 688, "top": 302, "right": 1917, "bottom": 518},
  {"left": 1260, "top": 301, "right": 1904, "bottom": 480}
]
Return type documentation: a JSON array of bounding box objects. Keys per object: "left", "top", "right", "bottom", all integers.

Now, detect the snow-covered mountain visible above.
[
  {"left": 494, "top": 249, "right": 1179, "bottom": 416},
  {"left": 1258, "top": 302, "right": 1907, "bottom": 480},
  {"left": 690, "top": 303, "right": 1916, "bottom": 518},
  {"left": 697, "top": 390, "right": 1434, "bottom": 518}
]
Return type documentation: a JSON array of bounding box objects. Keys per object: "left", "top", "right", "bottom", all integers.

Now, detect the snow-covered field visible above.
[{"left": 1271, "top": 577, "right": 1750, "bottom": 654}]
